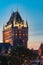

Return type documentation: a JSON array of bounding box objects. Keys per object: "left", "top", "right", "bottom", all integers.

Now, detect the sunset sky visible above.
[{"left": 0, "top": 0, "right": 43, "bottom": 49}]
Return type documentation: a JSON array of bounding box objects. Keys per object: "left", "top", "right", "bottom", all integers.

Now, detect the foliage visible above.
[
  {"left": 9, "top": 46, "right": 38, "bottom": 65},
  {"left": 0, "top": 46, "right": 38, "bottom": 65}
]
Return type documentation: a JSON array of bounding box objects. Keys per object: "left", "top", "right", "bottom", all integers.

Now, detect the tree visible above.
[
  {"left": 9, "top": 46, "right": 38, "bottom": 65},
  {"left": 1, "top": 55, "right": 8, "bottom": 65}
]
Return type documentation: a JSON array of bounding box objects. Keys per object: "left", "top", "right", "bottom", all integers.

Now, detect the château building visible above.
[{"left": 3, "top": 11, "right": 28, "bottom": 48}]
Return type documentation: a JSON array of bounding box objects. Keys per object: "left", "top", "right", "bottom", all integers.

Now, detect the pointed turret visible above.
[
  {"left": 7, "top": 11, "right": 23, "bottom": 25},
  {"left": 26, "top": 20, "right": 28, "bottom": 28}
]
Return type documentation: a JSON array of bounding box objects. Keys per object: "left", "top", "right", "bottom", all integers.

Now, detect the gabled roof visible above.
[{"left": 7, "top": 11, "right": 23, "bottom": 25}]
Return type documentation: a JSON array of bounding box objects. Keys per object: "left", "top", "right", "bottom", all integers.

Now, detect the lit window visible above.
[
  {"left": 8, "top": 48, "right": 11, "bottom": 54},
  {"left": 23, "top": 34, "right": 25, "bottom": 36},
  {"left": 23, "top": 40, "right": 25, "bottom": 42},
  {"left": 19, "top": 36, "right": 21, "bottom": 38},
  {"left": 19, "top": 31, "right": 21, "bottom": 33},
  {"left": 19, "top": 34, "right": 21, "bottom": 36},
  {"left": 16, "top": 34, "right": 17, "bottom": 36}
]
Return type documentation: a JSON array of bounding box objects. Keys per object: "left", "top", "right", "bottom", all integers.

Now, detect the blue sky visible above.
[{"left": 0, "top": 0, "right": 43, "bottom": 49}]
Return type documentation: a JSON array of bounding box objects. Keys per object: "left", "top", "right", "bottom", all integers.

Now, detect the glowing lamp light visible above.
[
  {"left": 5, "top": 40, "right": 10, "bottom": 43},
  {"left": 6, "top": 24, "right": 12, "bottom": 29},
  {"left": 4, "top": 26, "right": 7, "bottom": 30},
  {"left": 13, "top": 20, "right": 27, "bottom": 29},
  {"left": 4, "top": 24, "right": 12, "bottom": 30}
]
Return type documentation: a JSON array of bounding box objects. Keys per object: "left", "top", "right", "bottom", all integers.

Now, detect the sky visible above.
[{"left": 0, "top": 0, "right": 43, "bottom": 49}]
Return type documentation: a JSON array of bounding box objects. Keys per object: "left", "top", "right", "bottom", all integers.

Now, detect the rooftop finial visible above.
[
  {"left": 26, "top": 19, "right": 28, "bottom": 28},
  {"left": 26, "top": 19, "right": 28, "bottom": 24}
]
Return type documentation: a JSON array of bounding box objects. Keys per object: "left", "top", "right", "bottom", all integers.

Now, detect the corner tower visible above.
[{"left": 3, "top": 11, "right": 28, "bottom": 48}]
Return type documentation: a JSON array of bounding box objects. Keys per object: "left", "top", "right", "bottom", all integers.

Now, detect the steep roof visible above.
[
  {"left": 39, "top": 43, "right": 43, "bottom": 56},
  {"left": 39, "top": 43, "right": 43, "bottom": 49},
  {"left": 7, "top": 11, "right": 23, "bottom": 25}
]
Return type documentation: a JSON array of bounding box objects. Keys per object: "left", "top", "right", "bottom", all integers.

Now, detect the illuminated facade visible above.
[{"left": 3, "top": 11, "right": 28, "bottom": 48}]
